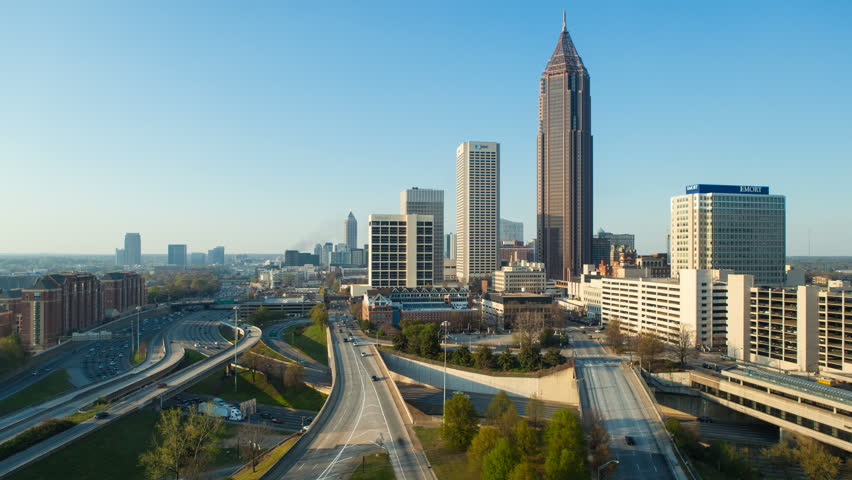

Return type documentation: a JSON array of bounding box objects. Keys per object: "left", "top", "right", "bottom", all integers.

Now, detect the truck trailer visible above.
[{"left": 199, "top": 402, "right": 243, "bottom": 421}]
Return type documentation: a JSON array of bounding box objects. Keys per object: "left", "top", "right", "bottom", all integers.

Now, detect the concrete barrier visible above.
[
  {"left": 379, "top": 350, "right": 579, "bottom": 406},
  {"left": 370, "top": 345, "right": 414, "bottom": 424}
]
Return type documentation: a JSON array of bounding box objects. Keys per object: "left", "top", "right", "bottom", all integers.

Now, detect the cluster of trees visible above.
[
  {"left": 443, "top": 391, "right": 593, "bottom": 480},
  {"left": 761, "top": 437, "right": 843, "bottom": 480},
  {"left": 0, "top": 335, "right": 26, "bottom": 376},
  {"left": 242, "top": 351, "right": 305, "bottom": 388},
  {"left": 247, "top": 306, "right": 287, "bottom": 326},
  {"left": 139, "top": 407, "right": 225, "bottom": 480},
  {"left": 605, "top": 318, "right": 692, "bottom": 372},
  {"left": 147, "top": 271, "right": 221, "bottom": 303},
  {"left": 309, "top": 303, "right": 329, "bottom": 329},
  {"left": 391, "top": 321, "right": 566, "bottom": 372},
  {"left": 667, "top": 418, "right": 842, "bottom": 480}
]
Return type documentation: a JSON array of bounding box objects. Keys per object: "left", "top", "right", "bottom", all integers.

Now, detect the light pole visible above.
[
  {"left": 233, "top": 306, "right": 239, "bottom": 393},
  {"left": 135, "top": 306, "right": 142, "bottom": 353},
  {"left": 597, "top": 459, "right": 619, "bottom": 480},
  {"left": 441, "top": 320, "right": 450, "bottom": 426}
]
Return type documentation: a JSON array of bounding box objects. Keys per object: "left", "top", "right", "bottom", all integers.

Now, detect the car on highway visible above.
[
  {"left": 371, "top": 375, "right": 378, "bottom": 381},
  {"left": 260, "top": 412, "right": 272, "bottom": 419},
  {"left": 155, "top": 383, "right": 168, "bottom": 388},
  {"left": 95, "top": 411, "right": 109, "bottom": 419},
  {"left": 697, "top": 416, "right": 713, "bottom": 423},
  {"left": 360, "top": 352, "right": 366, "bottom": 357},
  {"left": 301, "top": 425, "right": 309, "bottom": 433},
  {"left": 625, "top": 436, "right": 636, "bottom": 446},
  {"left": 270, "top": 418, "right": 283, "bottom": 424}
]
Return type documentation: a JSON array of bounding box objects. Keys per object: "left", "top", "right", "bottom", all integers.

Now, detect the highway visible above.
[
  {"left": 262, "top": 319, "right": 332, "bottom": 387},
  {"left": 0, "top": 321, "right": 261, "bottom": 478},
  {"left": 570, "top": 326, "right": 683, "bottom": 480},
  {"left": 262, "top": 314, "right": 434, "bottom": 480}
]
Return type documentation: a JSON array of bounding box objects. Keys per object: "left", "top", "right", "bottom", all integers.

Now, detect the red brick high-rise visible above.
[{"left": 101, "top": 271, "right": 146, "bottom": 315}]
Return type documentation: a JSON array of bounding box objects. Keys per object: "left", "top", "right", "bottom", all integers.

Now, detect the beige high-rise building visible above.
[
  {"left": 368, "top": 214, "right": 434, "bottom": 288},
  {"left": 401, "top": 188, "right": 444, "bottom": 283},
  {"left": 456, "top": 142, "right": 500, "bottom": 284}
]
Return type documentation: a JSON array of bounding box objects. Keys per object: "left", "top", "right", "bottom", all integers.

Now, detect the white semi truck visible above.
[{"left": 199, "top": 402, "right": 243, "bottom": 421}]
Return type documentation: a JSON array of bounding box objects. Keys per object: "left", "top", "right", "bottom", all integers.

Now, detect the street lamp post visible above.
[
  {"left": 135, "top": 306, "right": 142, "bottom": 353},
  {"left": 233, "top": 306, "right": 239, "bottom": 393},
  {"left": 597, "top": 459, "right": 619, "bottom": 480},
  {"left": 441, "top": 320, "right": 450, "bottom": 426}
]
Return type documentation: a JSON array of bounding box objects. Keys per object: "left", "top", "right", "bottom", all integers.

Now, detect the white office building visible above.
[
  {"left": 456, "top": 141, "right": 500, "bottom": 284},
  {"left": 368, "top": 214, "right": 434, "bottom": 288},
  {"left": 401, "top": 188, "right": 444, "bottom": 283},
  {"left": 671, "top": 184, "right": 786, "bottom": 285},
  {"left": 493, "top": 261, "right": 546, "bottom": 293},
  {"left": 500, "top": 219, "right": 524, "bottom": 243}
]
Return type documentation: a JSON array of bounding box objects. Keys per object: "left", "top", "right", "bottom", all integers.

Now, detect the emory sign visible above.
[{"left": 685, "top": 184, "right": 769, "bottom": 195}]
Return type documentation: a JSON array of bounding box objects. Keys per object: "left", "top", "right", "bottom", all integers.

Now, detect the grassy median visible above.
[
  {"left": 189, "top": 366, "right": 326, "bottom": 411},
  {"left": 281, "top": 324, "right": 328, "bottom": 366},
  {"left": 230, "top": 436, "right": 299, "bottom": 480},
  {"left": 412, "top": 426, "right": 467, "bottom": 480},
  {"left": 0, "top": 369, "right": 73, "bottom": 416},
  {"left": 248, "top": 340, "right": 291, "bottom": 363},
  {"left": 349, "top": 452, "right": 396, "bottom": 480}
]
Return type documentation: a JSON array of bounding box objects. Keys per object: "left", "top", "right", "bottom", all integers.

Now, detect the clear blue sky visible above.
[{"left": 1, "top": 1, "right": 850, "bottom": 255}]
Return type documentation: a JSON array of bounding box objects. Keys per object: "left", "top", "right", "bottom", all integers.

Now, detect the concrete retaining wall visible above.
[{"left": 379, "top": 351, "right": 578, "bottom": 405}]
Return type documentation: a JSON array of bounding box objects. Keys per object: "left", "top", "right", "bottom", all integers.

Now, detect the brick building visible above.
[
  {"left": 0, "top": 289, "right": 23, "bottom": 337},
  {"left": 101, "top": 271, "right": 146, "bottom": 316}
]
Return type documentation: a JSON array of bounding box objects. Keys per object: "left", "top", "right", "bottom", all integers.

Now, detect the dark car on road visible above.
[
  {"left": 625, "top": 436, "right": 636, "bottom": 446},
  {"left": 371, "top": 375, "right": 378, "bottom": 381},
  {"left": 95, "top": 411, "right": 109, "bottom": 419}
]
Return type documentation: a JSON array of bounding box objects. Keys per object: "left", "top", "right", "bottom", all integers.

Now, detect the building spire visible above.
[{"left": 562, "top": 10, "right": 567, "bottom": 32}]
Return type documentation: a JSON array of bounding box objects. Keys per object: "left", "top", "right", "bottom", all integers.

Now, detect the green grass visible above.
[
  {"left": 412, "top": 426, "right": 468, "bottom": 480},
  {"left": 230, "top": 436, "right": 298, "bottom": 480},
  {"left": 8, "top": 409, "right": 258, "bottom": 480},
  {"left": 349, "top": 452, "right": 396, "bottom": 480},
  {"left": 189, "top": 367, "right": 327, "bottom": 411},
  {"left": 63, "top": 401, "right": 112, "bottom": 424},
  {"left": 248, "top": 340, "right": 291, "bottom": 363},
  {"left": 282, "top": 324, "right": 328, "bottom": 366},
  {"left": 0, "top": 419, "right": 76, "bottom": 462},
  {"left": 179, "top": 349, "right": 206, "bottom": 368},
  {"left": 7, "top": 409, "right": 159, "bottom": 480},
  {"left": 0, "top": 369, "right": 73, "bottom": 416},
  {"left": 131, "top": 339, "right": 148, "bottom": 365}
]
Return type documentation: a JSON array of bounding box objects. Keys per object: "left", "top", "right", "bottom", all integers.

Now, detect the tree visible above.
[
  {"left": 392, "top": 332, "right": 407, "bottom": 352},
  {"left": 517, "top": 343, "right": 541, "bottom": 371},
  {"left": 761, "top": 441, "right": 797, "bottom": 480},
  {"left": 585, "top": 409, "right": 611, "bottom": 474},
  {"left": 525, "top": 394, "right": 544, "bottom": 427},
  {"left": 486, "top": 391, "right": 519, "bottom": 436},
  {"left": 670, "top": 326, "right": 697, "bottom": 367},
  {"left": 451, "top": 345, "right": 474, "bottom": 367},
  {"left": 283, "top": 363, "right": 305, "bottom": 388},
  {"left": 474, "top": 345, "right": 495, "bottom": 370},
  {"left": 139, "top": 407, "right": 224, "bottom": 480},
  {"left": 508, "top": 462, "right": 538, "bottom": 480},
  {"left": 795, "top": 438, "right": 842, "bottom": 480},
  {"left": 497, "top": 349, "right": 516, "bottom": 371},
  {"left": 468, "top": 427, "right": 501, "bottom": 473},
  {"left": 237, "top": 420, "right": 271, "bottom": 473},
  {"left": 418, "top": 323, "right": 441, "bottom": 358},
  {"left": 543, "top": 409, "right": 587, "bottom": 479},
  {"left": 349, "top": 302, "right": 362, "bottom": 321},
  {"left": 538, "top": 327, "right": 557, "bottom": 347},
  {"left": 542, "top": 347, "right": 564, "bottom": 368},
  {"left": 309, "top": 303, "right": 329, "bottom": 329},
  {"left": 604, "top": 318, "right": 624, "bottom": 350},
  {"left": 544, "top": 445, "right": 586, "bottom": 480},
  {"left": 0, "top": 335, "right": 26, "bottom": 375},
  {"left": 482, "top": 438, "right": 519, "bottom": 480},
  {"left": 511, "top": 419, "right": 538, "bottom": 460},
  {"left": 442, "top": 392, "right": 478, "bottom": 450},
  {"left": 512, "top": 311, "right": 545, "bottom": 347},
  {"left": 242, "top": 352, "right": 261, "bottom": 382},
  {"left": 707, "top": 441, "right": 755, "bottom": 479},
  {"left": 636, "top": 332, "right": 665, "bottom": 371}
]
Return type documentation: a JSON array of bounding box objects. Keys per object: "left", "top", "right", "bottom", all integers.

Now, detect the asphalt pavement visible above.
[
  {"left": 262, "top": 314, "right": 433, "bottom": 480},
  {"left": 571, "top": 326, "right": 682, "bottom": 480},
  {"left": 262, "top": 319, "right": 332, "bottom": 387}
]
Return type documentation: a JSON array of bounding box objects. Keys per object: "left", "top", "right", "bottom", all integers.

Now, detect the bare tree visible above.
[
  {"left": 604, "top": 318, "right": 625, "bottom": 350},
  {"left": 242, "top": 352, "right": 261, "bottom": 382},
  {"left": 238, "top": 420, "right": 272, "bottom": 473},
  {"left": 139, "top": 407, "right": 224, "bottom": 480},
  {"left": 584, "top": 409, "right": 613, "bottom": 476},
  {"left": 670, "top": 326, "right": 697, "bottom": 368},
  {"left": 636, "top": 332, "right": 665, "bottom": 372},
  {"left": 283, "top": 363, "right": 305, "bottom": 388},
  {"left": 512, "top": 311, "right": 545, "bottom": 347}
]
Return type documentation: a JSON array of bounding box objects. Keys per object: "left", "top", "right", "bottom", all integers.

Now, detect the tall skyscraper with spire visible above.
[
  {"left": 537, "top": 12, "right": 593, "bottom": 281},
  {"left": 344, "top": 211, "right": 358, "bottom": 250}
]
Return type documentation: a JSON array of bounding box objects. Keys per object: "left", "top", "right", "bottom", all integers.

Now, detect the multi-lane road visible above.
[
  {"left": 262, "top": 319, "right": 332, "bottom": 387},
  {"left": 262, "top": 314, "right": 433, "bottom": 480},
  {"left": 570, "top": 325, "right": 683, "bottom": 480}
]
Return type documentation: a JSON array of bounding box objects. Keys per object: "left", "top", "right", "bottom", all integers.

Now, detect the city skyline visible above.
[{"left": 2, "top": 3, "right": 851, "bottom": 255}]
